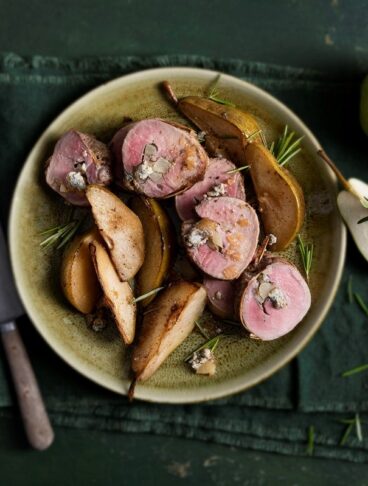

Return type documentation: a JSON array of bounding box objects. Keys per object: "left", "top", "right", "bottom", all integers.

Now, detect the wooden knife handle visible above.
[{"left": 1, "top": 322, "right": 54, "bottom": 450}]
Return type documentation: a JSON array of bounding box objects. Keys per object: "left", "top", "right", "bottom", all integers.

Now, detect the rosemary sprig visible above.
[
  {"left": 297, "top": 235, "right": 313, "bottom": 280},
  {"left": 341, "top": 363, "right": 368, "bottom": 377},
  {"left": 306, "top": 426, "right": 315, "bottom": 456},
  {"left": 134, "top": 286, "right": 164, "bottom": 304},
  {"left": 270, "top": 125, "right": 303, "bottom": 166},
  {"left": 347, "top": 276, "right": 353, "bottom": 304},
  {"left": 354, "top": 293, "right": 368, "bottom": 317},
  {"left": 40, "top": 209, "right": 84, "bottom": 249},
  {"left": 207, "top": 75, "right": 236, "bottom": 107},
  {"left": 184, "top": 335, "right": 221, "bottom": 362}
]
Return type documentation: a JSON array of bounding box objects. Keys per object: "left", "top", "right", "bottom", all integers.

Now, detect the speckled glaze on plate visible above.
[{"left": 9, "top": 68, "right": 346, "bottom": 403}]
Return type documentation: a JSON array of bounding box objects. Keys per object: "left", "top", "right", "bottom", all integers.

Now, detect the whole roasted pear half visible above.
[
  {"left": 86, "top": 185, "right": 145, "bottom": 281},
  {"left": 90, "top": 239, "right": 136, "bottom": 344},
  {"left": 245, "top": 143, "right": 305, "bottom": 250},
  {"left": 61, "top": 227, "right": 102, "bottom": 314},
  {"left": 130, "top": 196, "right": 174, "bottom": 306},
  {"left": 178, "top": 96, "right": 262, "bottom": 165},
  {"left": 131, "top": 281, "right": 207, "bottom": 384}
]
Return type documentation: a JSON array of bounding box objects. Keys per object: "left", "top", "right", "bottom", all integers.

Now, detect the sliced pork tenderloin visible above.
[
  {"left": 182, "top": 196, "right": 259, "bottom": 280},
  {"left": 238, "top": 258, "right": 311, "bottom": 340},
  {"left": 175, "top": 157, "right": 245, "bottom": 220},
  {"left": 45, "top": 130, "right": 112, "bottom": 206},
  {"left": 110, "top": 119, "right": 208, "bottom": 198}
]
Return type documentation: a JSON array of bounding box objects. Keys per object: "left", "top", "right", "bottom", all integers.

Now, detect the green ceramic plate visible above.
[{"left": 9, "top": 68, "right": 346, "bottom": 403}]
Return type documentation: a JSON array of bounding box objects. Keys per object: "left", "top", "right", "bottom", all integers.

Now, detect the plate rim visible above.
[{"left": 8, "top": 66, "right": 347, "bottom": 403}]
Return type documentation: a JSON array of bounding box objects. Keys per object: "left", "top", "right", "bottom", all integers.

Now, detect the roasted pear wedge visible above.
[
  {"left": 90, "top": 239, "right": 136, "bottom": 344},
  {"left": 130, "top": 196, "right": 174, "bottom": 306},
  {"left": 162, "top": 81, "right": 262, "bottom": 165},
  {"left": 178, "top": 97, "right": 262, "bottom": 165},
  {"left": 131, "top": 281, "right": 207, "bottom": 384},
  {"left": 245, "top": 143, "right": 305, "bottom": 250},
  {"left": 86, "top": 185, "right": 145, "bottom": 281},
  {"left": 61, "top": 227, "right": 102, "bottom": 314}
]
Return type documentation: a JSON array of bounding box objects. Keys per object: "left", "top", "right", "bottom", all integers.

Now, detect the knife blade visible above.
[
  {"left": 0, "top": 226, "right": 24, "bottom": 324},
  {"left": 0, "top": 224, "right": 54, "bottom": 450}
]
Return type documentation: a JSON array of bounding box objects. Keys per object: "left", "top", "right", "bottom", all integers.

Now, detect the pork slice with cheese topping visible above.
[
  {"left": 110, "top": 119, "right": 208, "bottom": 198},
  {"left": 182, "top": 197, "right": 259, "bottom": 280},
  {"left": 238, "top": 258, "right": 311, "bottom": 340},
  {"left": 45, "top": 130, "right": 112, "bottom": 206},
  {"left": 175, "top": 157, "right": 246, "bottom": 220}
]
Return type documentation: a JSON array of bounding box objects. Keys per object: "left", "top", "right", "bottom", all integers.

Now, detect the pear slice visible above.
[
  {"left": 130, "top": 196, "right": 174, "bottom": 306},
  {"left": 177, "top": 96, "right": 262, "bottom": 165},
  {"left": 132, "top": 281, "right": 207, "bottom": 382},
  {"left": 61, "top": 227, "right": 102, "bottom": 314},
  {"left": 86, "top": 185, "right": 145, "bottom": 281},
  {"left": 337, "top": 178, "right": 368, "bottom": 262},
  {"left": 90, "top": 239, "right": 136, "bottom": 344},
  {"left": 245, "top": 143, "right": 305, "bottom": 250}
]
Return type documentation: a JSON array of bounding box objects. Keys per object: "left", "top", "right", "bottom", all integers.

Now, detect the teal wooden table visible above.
[{"left": 1, "top": 1, "right": 368, "bottom": 484}]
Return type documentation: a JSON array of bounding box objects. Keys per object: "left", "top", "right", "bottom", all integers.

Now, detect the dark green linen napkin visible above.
[{"left": 0, "top": 53, "right": 367, "bottom": 462}]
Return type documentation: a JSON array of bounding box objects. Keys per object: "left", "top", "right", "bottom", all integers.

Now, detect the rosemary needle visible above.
[
  {"left": 134, "top": 287, "right": 164, "bottom": 303},
  {"left": 356, "top": 413, "right": 363, "bottom": 442},
  {"left": 207, "top": 74, "right": 236, "bottom": 107},
  {"left": 306, "top": 425, "right": 315, "bottom": 456},
  {"left": 195, "top": 320, "right": 210, "bottom": 340},
  {"left": 354, "top": 293, "right": 368, "bottom": 317},
  {"left": 340, "top": 423, "right": 354, "bottom": 446},
  {"left": 341, "top": 363, "right": 368, "bottom": 377},
  {"left": 347, "top": 276, "right": 353, "bottom": 304},
  {"left": 339, "top": 414, "right": 363, "bottom": 445},
  {"left": 227, "top": 165, "right": 250, "bottom": 174}
]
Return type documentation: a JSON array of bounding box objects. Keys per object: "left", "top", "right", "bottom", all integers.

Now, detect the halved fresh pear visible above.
[
  {"left": 90, "top": 239, "right": 136, "bottom": 344},
  {"left": 86, "top": 185, "right": 145, "bottom": 281},
  {"left": 132, "top": 281, "right": 207, "bottom": 382},
  {"left": 245, "top": 143, "right": 305, "bottom": 250},
  {"left": 61, "top": 227, "right": 102, "bottom": 314},
  {"left": 178, "top": 96, "right": 262, "bottom": 165},
  {"left": 130, "top": 196, "right": 174, "bottom": 306}
]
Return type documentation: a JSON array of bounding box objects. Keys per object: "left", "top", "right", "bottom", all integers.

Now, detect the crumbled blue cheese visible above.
[
  {"left": 206, "top": 183, "right": 227, "bottom": 198},
  {"left": 136, "top": 162, "right": 154, "bottom": 181},
  {"left": 188, "top": 348, "right": 216, "bottom": 375},
  {"left": 268, "top": 287, "right": 287, "bottom": 309},
  {"left": 66, "top": 171, "right": 87, "bottom": 191},
  {"left": 268, "top": 234, "right": 277, "bottom": 246},
  {"left": 255, "top": 272, "right": 287, "bottom": 309},
  {"left": 197, "top": 131, "right": 206, "bottom": 143},
  {"left": 185, "top": 228, "right": 208, "bottom": 248}
]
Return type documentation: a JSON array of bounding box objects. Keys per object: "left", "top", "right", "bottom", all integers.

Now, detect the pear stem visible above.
[
  {"left": 317, "top": 149, "right": 361, "bottom": 199},
  {"left": 161, "top": 81, "right": 178, "bottom": 106},
  {"left": 128, "top": 378, "right": 137, "bottom": 402}
]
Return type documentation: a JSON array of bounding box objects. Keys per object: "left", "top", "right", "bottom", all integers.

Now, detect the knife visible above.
[{"left": 0, "top": 225, "right": 54, "bottom": 450}]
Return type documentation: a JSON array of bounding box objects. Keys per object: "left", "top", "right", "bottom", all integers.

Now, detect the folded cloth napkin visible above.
[{"left": 0, "top": 53, "right": 367, "bottom": 462}]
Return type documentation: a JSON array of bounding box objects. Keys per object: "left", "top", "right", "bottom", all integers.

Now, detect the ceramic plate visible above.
[{"left": 9, "top": 67, "right": 346, "bottom": 403}]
